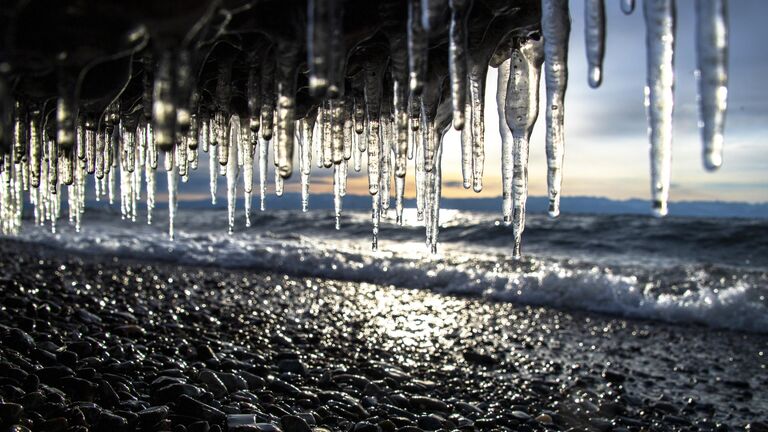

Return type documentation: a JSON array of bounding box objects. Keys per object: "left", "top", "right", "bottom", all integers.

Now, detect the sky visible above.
[{"left": 176, "top": 0, "right": 768, "bottom": 205}]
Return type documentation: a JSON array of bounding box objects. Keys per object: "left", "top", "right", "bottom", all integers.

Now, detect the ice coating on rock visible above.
[
  {"left": 541, "top": 0, "right": 570, "bottom": 218},
  {"left": 644, "top": 0, "right": 676, "bottom": 217},
  {"left": 584, "top": 0, "right": 606, "bottom": 88},
  {"left": 695, "top": 0, "right": 728, "bottom": 171}
]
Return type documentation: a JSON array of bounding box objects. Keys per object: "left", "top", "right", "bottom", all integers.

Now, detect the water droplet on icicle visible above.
[
  {"left": 584, "top": 0, "right": 606, "bottom": 88},
  {"left": 621, "top": 0, "right": 636, "bottom": 15}
]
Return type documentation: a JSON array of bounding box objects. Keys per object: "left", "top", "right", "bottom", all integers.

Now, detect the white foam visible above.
[{"left": 8, "top": 210, "right": 767, "bottom": 334}]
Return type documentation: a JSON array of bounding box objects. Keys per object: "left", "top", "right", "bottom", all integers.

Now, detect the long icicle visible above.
[
  {"left": 448, "top": 0, "right": 471, "bottom": 130},
  {"left": 541, "top": 0, "right": 570, "bottom": 218},
  {"left": 469, "top": 67, "right": 488, "bottom": 192},
  {"left": 644, "top": 0, "right": 676, "bottom": 217},
  {"left": 585, "top": 0, "right": 606, "bottom": 88},
  {"left": 167, "top": 156, "right": 178, "bottom": 240},
  {"left": 259, "top": 137, "right": 268, "bottom": 211},
  {"left": 505, "top": 37, "right": 545, "bottom": 258},
  {"left": 298, "top": 116, "right": 314, "bottom": 212},
  {"left": 227, "top": 115, "right": 240, "bottom": 234},
  {"left": 695, "top": 0, "right": 728, "bottom": 171}
]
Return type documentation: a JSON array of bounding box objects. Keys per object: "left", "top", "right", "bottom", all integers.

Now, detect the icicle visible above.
[
  {"left": 243, "top": 128, "right": 254, "bottom": 194},
  {"left": 331, "top": 99, "right": 344, "bottom": 164},
  {"left": 393, "top": 82, "right": 409, "bottom": 178},
  {"left": 12, "top": 103, "right": 25, "bottom": 164},
  {"left": 364, "top": 56, "right": 385, "bottom": 196},
  {"left": 200, "top": 114, "right": 210, "bottom": 153},
  {"left": 460, "top": 99, "right": 472, "bottom": 188},
  {"left": 307, "top": 0, "right": 342, "bottom": 96},
  {"left": 227, "top": 116, "right": 240, "bottom": 234},
  {"left": 621, "top": 0, "right": 635, "bottom": 14},
  {"left": 353, "top": 79, "right": 366, "bottom": 136},
  {"left": 380, "top": 120, "right": 393, "bottom": 214},
  {"left": 367, "top": 116, "right": 381, "bottom": 196},
  {"left": 216, "top": 112, "right": 230, "bottom": 167},
  {"left": 408, "top": 0, "right": 428, "bottom": 94},
  {"left": 415, "top": 130, "right": 426, "bottom": 221},
  {"left": 322, "top": 102, "right": 333, "bottom": 167},
  {"left": 29, "top": 109, "right": 42, "bottom": 188},
  {"left": 333, "top": 162, "right": 343, "bottom": 229},
  {"left": 353, "top": 134, "right": 362, "bottom": 172},
  {"left": 421, "top": 110, "right": 437, "bottom": 172},
  {"left": 241, "top": 123, "right": 253, "bottom": 227},
  {"left": 425, "top": 142, "right": 444, "bottom": 254},
  {"left": 261, "top": 49, "right": 276, "bottom": 141},
  {"left": 448, "top": 0, "right": 471, "bottom": 130},
  {"left": 343, "top": 100, "right": 354, "bottom": 161},
  {"left": 498, "top": 60, "right": 514, "bottom": 224},
  {"left": 315, "top": 107, "right": 325, "bottom": 169},
  {"left": 469, "top": 71, "right": 487, "bottom": 192},
  {"left": 274, "top": 167, "right": 284, "bottom": 196},
  {"left": 407, "top": 97, "right": 419, "bottom": 161},
  {"left": 298, "top": 116, "right": 314, "bottom": 212},
  {"left": 395, "top": 175, "right": 405, "bottom": 225},
  {"left": 177, "top": 136, "right": 188, "bottom": 178},
  {"left": 153, "top": 51, "right": 176, "bottom": 153},
  {"left": 259, "top": 137, "right": 268, "bottom": 210},
  {"left": 644, "top": 0, "right": 676, "bottom": 217},
  {"left": 166, "top": 156, "right": 177, "bottom": 240},
  {"left": 209, "top": 135, "right": 218, "bottom": 205},
  {"left": 275, "top": 42, "right": 299, "bottom": 178},
  {"left": 695, "top": 0, "right": 728, "bottom": 171},
  {"left": 505, "top": 37, "right": 545, "bottom": 257},
  {"left": 541, "top": 0, "right": 571, "bottom": 218},
  {"left": 56, "top": 72, "right": 77, "bottom": 151},
  {"left": 95, "top": 125, "right": 106, "bottom": 179},
  {"left": 146, "top": 157, "right": 155, "bottom": 224},
  {"left": 585, "top": 0, "right": 606, "bottom": 88}
]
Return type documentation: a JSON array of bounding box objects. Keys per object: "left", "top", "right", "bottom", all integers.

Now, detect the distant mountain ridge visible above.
[{"left": 174, "top": 193, "right": 768, "bottom": 219}]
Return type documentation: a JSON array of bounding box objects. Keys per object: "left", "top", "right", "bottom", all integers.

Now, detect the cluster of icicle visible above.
[{"left": 0, "top": 0, "right": 730, "bottom": 257}]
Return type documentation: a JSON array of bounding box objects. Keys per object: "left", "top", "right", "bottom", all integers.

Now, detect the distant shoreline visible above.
[{"left": 124, "top": 193, "right": 768, "bottom": 219}]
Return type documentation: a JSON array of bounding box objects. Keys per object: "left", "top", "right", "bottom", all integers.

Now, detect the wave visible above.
[{"left": 9, "top": 208, "right": 768, "bottom": 334}]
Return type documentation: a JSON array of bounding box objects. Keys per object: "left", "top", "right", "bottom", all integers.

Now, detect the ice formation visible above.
[{"left": 0, "top": 0, "right": 732, "bottom": 256}]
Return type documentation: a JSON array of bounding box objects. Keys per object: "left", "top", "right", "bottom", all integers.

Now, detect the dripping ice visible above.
[{"left": 0, "top": 0, "right": 737, "bottom": 258}]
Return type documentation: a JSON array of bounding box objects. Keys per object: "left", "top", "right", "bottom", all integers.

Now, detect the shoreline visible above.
[{"left": 0, "top": 239, "right": 766, "bottom": 431}]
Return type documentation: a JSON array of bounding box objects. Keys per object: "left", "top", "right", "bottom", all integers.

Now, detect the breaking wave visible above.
[{"left": 8, "top": 207, "right": 768, "bottom": 334}]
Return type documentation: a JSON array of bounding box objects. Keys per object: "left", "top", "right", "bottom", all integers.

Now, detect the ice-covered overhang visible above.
[{"left": 0, "top": 0, "right": 729, "bottom": 256}]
